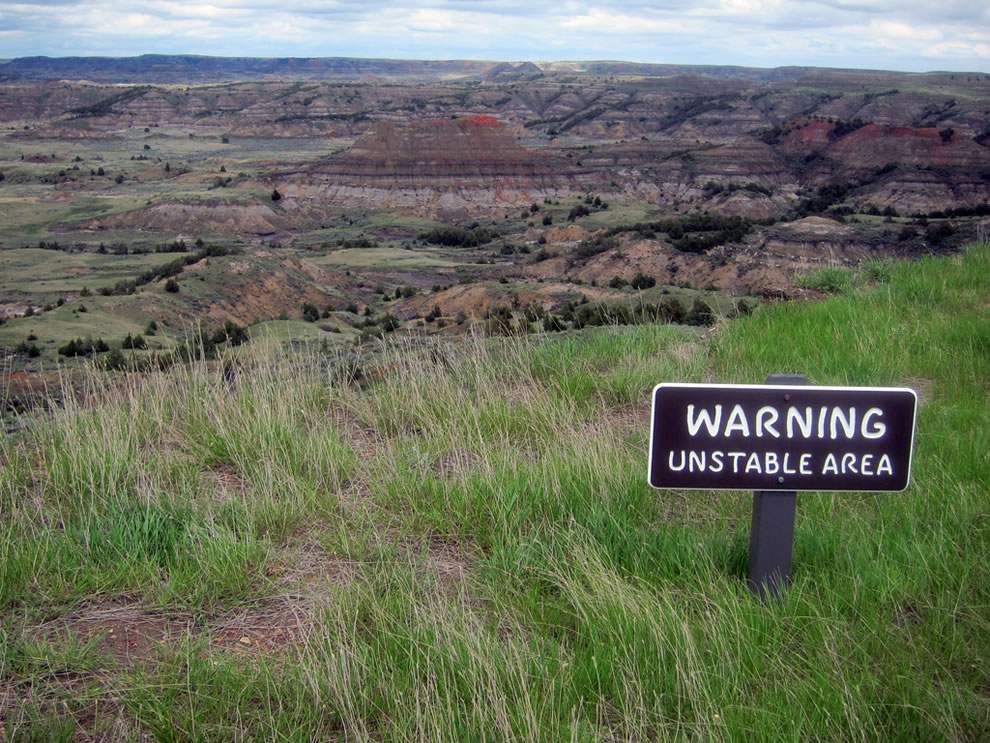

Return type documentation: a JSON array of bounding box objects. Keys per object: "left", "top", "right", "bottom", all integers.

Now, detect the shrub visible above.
[
  {"left": 574, "top": 234, "right": 617, "bottom": 259},
  {"left": 165, "top": 278, "right": 179, "bottom": 293},
  {"left": 686, "top": 299, "right": 715, "bottom": 327},
  {"left": 379, "top": 313, "right": 401, "bottom": 332},
  {"left": 418, "top": 226, "right": 495, "bottom": 248},
  {"left": 862, "top": 258, "right": 893, "bottom": 283},
  {"left": 58, "top": 338, "right": 92, "bottom": 357},
  {"left": 794, "top": 266, "right": 854, "bottom": 294},
  {"left": 567, "top": 204, "right": 590, "bottom": 221},
  {"left": 925, "top": 222, "right": 955, "bottom": 244},
  {"left": 631, "top": 272, "right": 656, "bottom": 290},
  {"left": 122, "top": 333, "right": 147, "bottom": 350},
  {"left": 658, "top": 297, "right": 687, "bottom": 324},
  {"left": 211, "top": 320, "right": 249, "bottom": 346}
]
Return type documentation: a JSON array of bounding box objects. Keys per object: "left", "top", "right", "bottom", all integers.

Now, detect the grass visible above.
[
  {"left": 792, "top": 265, "right": 855, "bottom": 294},
  {"left": 0, "top": 247, "right": 181, "bottom": 298},
  {"left": 312, "top": 246, "right": 464, "bottom": 270},
  {"left": 1, "top": 245, "right": 988, "bottom": 740}
]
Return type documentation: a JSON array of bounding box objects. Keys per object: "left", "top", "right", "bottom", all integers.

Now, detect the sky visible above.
[{"left": 1, "top": 1, "right": 988, "bottom": 74}]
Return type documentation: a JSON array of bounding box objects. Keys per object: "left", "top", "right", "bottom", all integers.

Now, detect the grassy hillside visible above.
[{"left": 1, "top": 245, "right": 987, "bottom": 741}]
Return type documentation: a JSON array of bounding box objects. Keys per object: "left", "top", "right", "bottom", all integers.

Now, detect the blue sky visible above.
[{"left": 1, "top": 1, "right": 988, "bottom": 73}]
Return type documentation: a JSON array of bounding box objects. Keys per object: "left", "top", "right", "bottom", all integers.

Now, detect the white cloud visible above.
[
  {"left": 559, "top": 9, "right": 694, "bottom": 35},
  {"left": 0, "top": 1, "right": 987, "bottom": 71},
  {"left": 922, "top": 41, "right": 990, "bottom": 59}
]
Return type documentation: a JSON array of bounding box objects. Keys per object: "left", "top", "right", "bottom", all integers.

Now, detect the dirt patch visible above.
[
  {"left": 417, "top": 538, "right": 474, "bottom": 594},
  {"left": 37, "top": 590, "right": 338, "bottom": 669},
  {"left": 432, "top": 448, "right": 482, "bottom": 479},
  {"left": 329, "top": 405, "right": 384, "bottom": 458},
  {"left": 276, "top": 538, "right": 363, "bottom": 593},
  {"left": 900, "top": 376, "right": 934, "bottom": 405},
  {"left": 47, "top": 605, "right": 191, "bottom": 667},
  {"left": 199, "top": 462, "right": 249, "bottom": 502},
  {"left": 606, "top": 404, "right": 652, "bottom": 431}
]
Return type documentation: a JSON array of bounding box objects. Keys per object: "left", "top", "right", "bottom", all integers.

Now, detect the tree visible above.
[
  {"left": 122, "top": 333, "right": 147, "bottom": 350},
  {"left": 686, "top": 299, "right": 715, "bottom": 327},
  {"left": 302, "top": 303, "right": 320, "bottom": 322},
  {"left": 631, "top": 272, "right": 656, "bottom": 290}
]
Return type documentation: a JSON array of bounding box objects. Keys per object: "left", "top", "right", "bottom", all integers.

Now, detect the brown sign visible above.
[{"left": 649, "top": 383, "right": 917, "bottom": 491}]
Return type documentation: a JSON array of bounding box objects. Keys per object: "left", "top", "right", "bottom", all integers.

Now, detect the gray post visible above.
[{"left": 747, "top": 373, "right": 807, "bottom": 599}]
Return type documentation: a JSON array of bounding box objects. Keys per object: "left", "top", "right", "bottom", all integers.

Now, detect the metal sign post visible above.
[
  {"left": 747, "top": 374, "right": 805, "bottom": 599},
  {"left": 647, "top": 376, "right": 918, "bottom": 599}
]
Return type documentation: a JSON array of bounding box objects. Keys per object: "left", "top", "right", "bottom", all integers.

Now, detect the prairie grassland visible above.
[{"left": 0, "top": 245, "right": 987, "bottom": 741}]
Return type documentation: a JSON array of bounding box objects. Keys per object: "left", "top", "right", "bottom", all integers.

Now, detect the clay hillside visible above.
[
  {"left": 1, "top": 55, "right": 988, "bottom": 381},
  {"left": 276, "top": 115, "right": 566, "bottom": 211},
  {"left": 1, "top": 58, "right": 987, "bottom": 216}
]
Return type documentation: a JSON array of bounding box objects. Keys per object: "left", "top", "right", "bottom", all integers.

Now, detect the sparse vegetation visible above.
[
  {"left": 0, "top": 245, "right": 985, "bottom": 741},
  {"left": 794, "top": 265, "right": 855, "bottom": 294}
]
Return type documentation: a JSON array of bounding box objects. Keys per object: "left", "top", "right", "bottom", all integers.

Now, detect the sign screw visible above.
[{"left": 778, "top": 476, "right": 785, "bottom": 483}]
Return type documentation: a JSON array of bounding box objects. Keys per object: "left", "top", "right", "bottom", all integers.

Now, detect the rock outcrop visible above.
[{"left": 278, "top": 116, "right": 581, "bottom": 214}]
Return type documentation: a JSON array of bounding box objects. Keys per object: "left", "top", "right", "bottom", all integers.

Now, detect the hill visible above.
[{"left": 0, "top": 244, "right": 987, "bottom": 740}]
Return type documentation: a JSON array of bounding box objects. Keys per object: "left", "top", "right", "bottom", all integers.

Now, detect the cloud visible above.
[
  {"left": 0, "top": 1, "right": 987, "bottom": 71},
  {"left": 559, "top": 9, "right": 695, "bottom": 35}
]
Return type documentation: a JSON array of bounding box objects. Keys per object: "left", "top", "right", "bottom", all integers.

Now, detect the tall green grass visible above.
[{"left": 1, "top": 245, "right": 987, "bottom": 741}]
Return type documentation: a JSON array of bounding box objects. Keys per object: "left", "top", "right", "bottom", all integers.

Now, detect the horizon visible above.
[
  {"left": 0, "top": 52, "right": 985, "bottom": 79},
  {"left": 1, "top": 2, "right": 988, "bottom": 75}
]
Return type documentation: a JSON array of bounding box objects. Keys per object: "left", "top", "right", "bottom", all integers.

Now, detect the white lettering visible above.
[
  {"left": 689, "top": 450, "right": 706, "bottom": 472},
  {"left": 725, "top": 405, "right": 751, "bottom": 437},
  {"left": 818, "top": 407, "right": 828, "bottom": 439},
  {"left": 841, "top": 452, "right": 858, "bottom": 473},
  {"left": 861, "top": 454, "right": 874, "bottom": 475},
  {"left": 668, "top": 451, "right": 686, "bottom": 471},
  {"left": 728, "top": 452, "right": 746, "bottom": 472},
  {"left": 787, "top": 407, "right": 813, "bottom": 439},
  {"left": 830, "top": 408, "right": 857, "bottom": 440},
  {"left": 822, "top": 453, "right": 839, "bottom": 475},
  {"left": 877, "top": 454, "right": 893, "bottom": 476},
  {"left": 800, "top": 453, "right": 813, "bottom": 474},
  {"left": 745, "top": 452, "right": 762, "bottom": 473},
  {"left": 765, "top": 452, "right": 779, "bottom": 474},
  {"left": 861, "top": 408, "right": 886, "bottom": 439},
  {"left": 710, "top": 451, "right": 724, "bottom": 473},
  {"left": 756, "top": 406, "right": 780, "bottom": 438},
  {"left": 687, "top": 405, "right": 722, "bottom": 437},
  {"left": 782, "top": 453, "right": 796, "bottom": 474}
]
